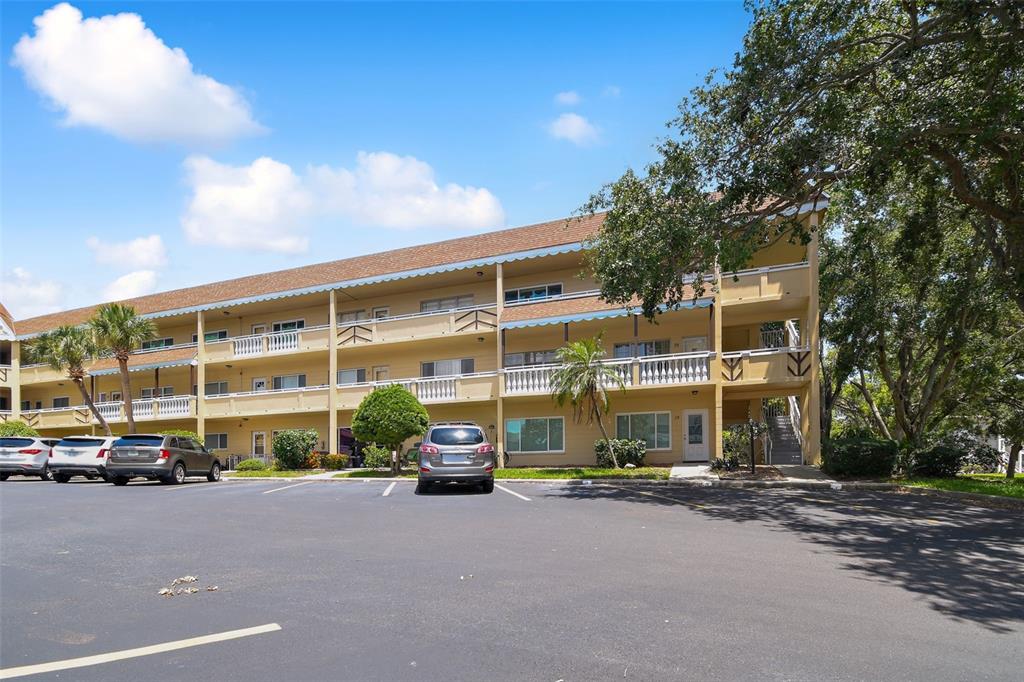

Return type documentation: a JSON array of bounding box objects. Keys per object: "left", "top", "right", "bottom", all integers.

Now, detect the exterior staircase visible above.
[{"left": 763, "top": 395, "right": 804, "bottom": 465}]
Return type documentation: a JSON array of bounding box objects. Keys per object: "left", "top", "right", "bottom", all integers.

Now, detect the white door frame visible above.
[
  {"left": 683, "top": 409, "right": 710, "bottom": 461},
  {"left": 252, "top": 431, "right": 266, "bottom": 456}
]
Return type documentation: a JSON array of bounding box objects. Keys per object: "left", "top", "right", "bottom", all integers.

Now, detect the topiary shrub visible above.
[
  {"left": 362, "top": 445, "right": 392, "bottom": 469},
  {"left": 352, "top": 385, "right": 429, "bottom": 474},
  {"left": 321, "top": 453, "right": 350, "bottom": 469},
  {"left": 236, "top": 458, "right": 268, "bottom": 471},
  {"left": 595, "top": 439, "right": 646, "bottom": 467},
  {"left": 911, "top": 445, "right": 966, "bottom": 478},
  {"left": 821, "top": 437, "right": 898, "bottom": 478},
  {"left": 272, "top": 429, "right": 319, "bottom": 469},
  {"left": 0, "top": 420, "right": 41, "bottom": 438}
]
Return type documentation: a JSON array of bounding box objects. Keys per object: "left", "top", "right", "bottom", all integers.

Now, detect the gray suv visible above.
[
  {"left": 106, "top": 434, "right": 221, "bottom": 486},
  {"left": 416, "top": 422, "right": 494, "bottom": 494}
]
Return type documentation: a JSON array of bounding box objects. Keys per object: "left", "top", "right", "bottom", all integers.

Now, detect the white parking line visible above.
[
  {"left": 261, "top": 481, "right": 315, "bottom": 495},
  {"left": 0, "top": 623, "right": 281, "bottom": 679},
  {"left": 382, "top": 481, "right": 397, "bottom": 497},
  {"left": 495, "top": 484, "right": 531, "bottom": 501}
]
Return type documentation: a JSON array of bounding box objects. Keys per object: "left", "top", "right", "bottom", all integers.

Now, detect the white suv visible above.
[
  {"left": 50, "top": 436, "right": 118, "bottom": 482},
  {"left": 0, "top": 437, "right": 60, "bottom": 481}
]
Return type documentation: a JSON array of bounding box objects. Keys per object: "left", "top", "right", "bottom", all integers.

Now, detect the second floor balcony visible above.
[
  {"left": 503, "top": 352, "right": 714, "bottom": 396},
  {"left": 721, "top": 346, "right": 811, "bottom": 386},
  {"left": 206, "top": 326, "right": 330, "bottom": 362},
  {"left": 0, "top": 364, "right": 12, "bottom": 388},
  {"left": 15, "top": 395, "right": 196, "bottom": 430},
  {"left": 337, "top": 305, "right": 497, "bottom": 347},
  {"left": 337, "top": 372, "right": 499, "bottom": 410},
  {"left": 204, "top": 384, "right": 331, "bottom": 417}
]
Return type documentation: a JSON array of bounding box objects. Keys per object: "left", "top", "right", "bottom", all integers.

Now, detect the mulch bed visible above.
[{"left": 718, "top": 465, "right": 786, "bottom": 481}]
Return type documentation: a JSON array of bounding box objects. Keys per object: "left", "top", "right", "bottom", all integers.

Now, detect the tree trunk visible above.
[
  {"left": 595, "top": 414, "right": 618, "bottom": 468},
  {"left": 118, "top": 357, "right": 135, "bottom": 434},
  {"left": 1007, "top": 443, "right": 1021, "bottom": 480},
  {"left": 74, "top": 379, "right": 111, "bottom": 436},
  {"left": 391, "top": 445, "right": 401, "bottom": 476}
]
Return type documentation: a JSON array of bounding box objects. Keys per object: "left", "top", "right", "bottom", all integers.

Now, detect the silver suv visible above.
[
  {"left": 416, "top": 422, "right": 494, "bottom": 494},
  {"left": 106, "top": 434, "right": 222, "bottom": 486}
]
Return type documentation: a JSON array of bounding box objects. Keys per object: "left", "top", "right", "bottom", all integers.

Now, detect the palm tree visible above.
[
  {"left": 30, "top": 326, "right": 112, "bottom": 436},
  {"left": 90, "top": 303, "right": 157, "bottom": 434},
  {"left": 550, "top": 334, "right": 627, "bottom": 467}
]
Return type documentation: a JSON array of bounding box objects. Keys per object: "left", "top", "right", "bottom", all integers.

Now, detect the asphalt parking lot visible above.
[{"left": 1, "top": 477, "right": 1022, "bottom": 681}]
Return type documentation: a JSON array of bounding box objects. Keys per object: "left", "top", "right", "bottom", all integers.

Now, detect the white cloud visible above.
[
  {"left": 181, "top": 152, "right": 505, "bottom": 252},
  {"left": 86, "top": 234, "right": 167, "bottom": 269},
  {"left": 102, "top": 270, "right": 157, "bottom": 302},
  {"left": 11, "top": 3, "right": 263, "bottom": 144},
  {"left": 602, "top": 85, "right": 621, "bottom": 98},
  {"left": 182, "top": 155, "right": 314, "bottom": 254},
  {"left": 0, "top": 267, "right": 64, "bottom": 319},
  {"left": 554, "top": 90, "right": 581, "bottom": 106},
  {"left": 547, "top": 113, "right": 599, "bottom": 146}
]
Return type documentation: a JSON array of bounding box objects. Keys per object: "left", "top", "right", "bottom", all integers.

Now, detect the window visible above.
[
  {"left": 205, "top": 433, "right": 228, "bottom": 450},
  {"left": 272, "top": 319, "right": 305, "bottom": 332},
  {"left": 20, "top": 400, "right": 30, "bottom": 411},
  {"left": 204, "top": 381, "right": 229, "bottom": 396},
  {"left": 338, "top": 368, "right": 367, "bottom": 385},
  {"left": 192, "top": 330, "right": 228, "bottom": 343},
  {"left": 373, "top": 366, "right": 390, "bottom": 382},
  {"left": 420, "top": 294, "right": 474, "bottom": 313},
  {"left": 338, "top": 310, "right": 367, "bottom": 324},
  {"left": 613, "top": 339, "right": 670, "bottom": 359},
  {"left": 681, "top": 336, "right": 708, "bottom": 352},
  {"left": 272, "top": 374, "right": 306, "bottom": 390},
  {"left": 616, "top": 412, "right": 671, "bottom": 450},
  {"left": 430, "top": 427, "right": 484, "bottom": 446},
  {"left": 504, "top": 283, "right": 563, "bottom": 304},
  {"left": 505, "top": 417, "right": 564, "bottom": 453},
  {"left": 140, "top": 387, "right": 174, "bottom": 399},
  {"left": 504, "top": 350, "right": 557, "bottom": 367},
  {"left": 110, "top": 392, "right": 122, "bottom": 402},
  {"left": 52, "top": 397, "right": 70, "bottom": 409},
  {"left": 372, "top": 307, "right": 390, "bottom": 319},
  {"left": 141, "top": 337, "right": 174, "bottom": 350},
  {"left": 421, "top": 358, "right": 474, "bottom": 377}
]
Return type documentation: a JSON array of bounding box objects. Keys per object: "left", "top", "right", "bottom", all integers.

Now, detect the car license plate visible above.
[{"left": 442, "top": 454, "right": 469, "bottom": 464}]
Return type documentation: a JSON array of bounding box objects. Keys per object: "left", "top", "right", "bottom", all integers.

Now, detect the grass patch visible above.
[
  {"left": 495, "top": 467, "right": 670, "bottom": 480},
  {"left": 901, "top": 474, "right": 1024, "bottom": 500},
  {"left": 333, "top": 469, "right": 418, "bottom": 478},
  {"left": 227, "top": 469, "right": 323, "bottom": 478}
]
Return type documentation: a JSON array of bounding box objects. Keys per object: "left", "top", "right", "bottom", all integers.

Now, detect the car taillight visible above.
[
  {"left": 476, "top": 444, "right": 495, "bottom": 454},
  {"left": 97, "top": 449, "right": 108, "bottom": 459},
  {"left": 19, "top": 449, "right": 43, "bottom": 455},
  {"left": 159, "top": 449, "right": 171, "bottom": 459},
  {"left": 420, "top": 445, "right": 439, "bottom": 455},
  {"left": 419, "top": 466, "right": 431, "bottom": 473}
]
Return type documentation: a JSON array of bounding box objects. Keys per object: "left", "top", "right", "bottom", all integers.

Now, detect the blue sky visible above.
[{"left": 0, "top": 1, "right": 750, "bottom": 320}]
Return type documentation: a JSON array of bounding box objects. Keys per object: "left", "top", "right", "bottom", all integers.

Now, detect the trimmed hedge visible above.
[
  {"left": 236, "top": 458, "right": 268, "bottom": 471},
  {"left": 595, "top": 439, "right": 646, "bottom": 468},
  {"left": 272, "top": 429, "right": 319, "bottom": 470},
  {"left": 0, "top": 420, "right": 40, "bottom": 438},
  {"left": 822, "top": 437, "right": 898, "bottom": 478},
  {"left": 362, "top": 445, "right": 392, "bottom": 469}
]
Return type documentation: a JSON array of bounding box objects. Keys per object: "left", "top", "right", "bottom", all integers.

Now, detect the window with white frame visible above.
[
  {"left": 205, "top": 433, "right": 228, "bottom": 450},
  {"left": 192, "top": 330, "right": 228, "bottom": 343},
  {"left": 616, "top": 412, "right": 671, "bottom": 450},
  {"left": 504, "top": 350, "right": 558, "bottom": 367},
  {"left": 198, "top": 381, "right": 229, "bottom": 396},
  {"left": 420, "top": 294, "right": 474, "bottom": 313},
  {"left": 338, "top": 310, "right": 368, "bottom": 324},
  {"left": 613, "top": 339, "right": 670, "bottom": 359},
  {"left": 272, "top": 374, "right": 306, "bottom": 390},
  {"left": 504, "top": 283, "right": 563, "bottom": 304},
  {"left": 372, "top": 307, "right": 390, "bottom": 319},
  {"left": 505, "top": 417, "right": 564, "bottom": 453},
  {"left": 421, "top": 358, "right": 474, "bottom": 377},
  {"left": 52, "top": 397, "right": 70, "bottom": 408},
  {"left": 272, "top": 319, "right": 305, "bottom": 332},
  {"left": 140, "top": 386, "right": 174, "bottom": 399},
  {"left": 337, "top": 368, "right": 367, "bottom": 385},
  {"left": 141, "top": 337, "right": 174, "bottom": 350}
]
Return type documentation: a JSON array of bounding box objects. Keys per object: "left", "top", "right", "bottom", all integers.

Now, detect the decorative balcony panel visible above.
[
  {"left": 721, "top": 347, "right": 811, "bottom": 384},
  {"left": 720, "top": 262, "right": 809, "bottom": 304},
  {"left": 337, "top": 306, "right": 497, "bottom": 347},
  {"left": 0, "top": 365, "right": 12, "bottom": 388},
  {"left": 204, "top": 385, "right": 330, "bottom": 417}
]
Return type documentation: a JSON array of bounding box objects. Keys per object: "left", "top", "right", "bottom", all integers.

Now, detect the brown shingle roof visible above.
[
  {"left": 87, "top": 345, "right": 197, "bottom": 374},
  {"left": 16, "top": 214, "right": 604, "bottom": 336},
  {"left": 0, "top": 301, "right": 14, "bottom": 334},
  {"left": 500, "top": 294, "right": 629, "bottom": 323}
]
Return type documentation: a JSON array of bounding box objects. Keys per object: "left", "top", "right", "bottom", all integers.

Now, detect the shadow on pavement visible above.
[{"left": 556, "top": 485, "right": 1024, "bottom": 633}]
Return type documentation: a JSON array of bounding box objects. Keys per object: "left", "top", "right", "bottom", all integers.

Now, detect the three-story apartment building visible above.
[{"left": 0, "top": 207, "right": 823, "bottom": 466}]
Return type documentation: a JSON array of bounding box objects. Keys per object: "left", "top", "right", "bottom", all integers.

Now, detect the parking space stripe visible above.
[
  {"left": 0, "top": 623, "right": 282, "bottom": 679},
  {"left": 261, "top": 481, "right": 315, "bottom": 495},
  {"left": 495, "top": 484, "right": 531, "bottom": 501},
  {"left": 382, "top": 481, "right": 397, "bottom": 497}
]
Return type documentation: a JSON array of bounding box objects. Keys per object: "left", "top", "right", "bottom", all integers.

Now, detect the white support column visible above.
[
  {"left": 328, "top": 289, "right": 338, "bottom": 455},
  {"left": 196, "top": 312, "right": 206, "bottom": 441}
]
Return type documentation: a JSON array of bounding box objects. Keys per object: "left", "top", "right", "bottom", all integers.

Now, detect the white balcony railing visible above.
[
  {"left": 760, "top": 328, "right": 786, "bottom": 349},
  {"left": 83, "top": 395, "right": 197, "bottom": 422},
  {"left": 638, "top": 352, "right": 711, "bottom": 385}
]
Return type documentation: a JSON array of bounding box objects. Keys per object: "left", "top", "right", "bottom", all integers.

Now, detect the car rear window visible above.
[
  {"left": 430, "top": 427, "right": 484, "bottom": 445},
  {"left": 113, "top": 435, "right": 164, "bottom": 447},
  {"left": 58, "top": 438, "right": 106, "bottom": 447},
  {"left": 0, "top": 438, "right": 34, "bottom": 447}
]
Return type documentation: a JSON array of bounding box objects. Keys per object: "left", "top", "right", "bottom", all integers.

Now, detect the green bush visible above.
[
  {"left": 272, "top": 429, "right": 319, "bottom": 469},
  {"left": 822, "top": 437, "right": 899, "bottom": 478},
  {"left": 912, "top": 445, "right": 965, "bottom": 478},
  {"left": 941, "top": 431, "right": 1003, "bottom": 473},
  {"left": 236, "top": 458, "right": 268, "bottom": 471},
  {"left": 0, "top": 420, "right": 40, "bottom": 438},
  {"left": 710, "top": 456, "right": 741, "bottom": 472},
  {"left": 362, "top": 445, "right": 392, "bottom": 468},
  {"left": 321, "top": 453, "right": 350, "bottom": 469},
  {"left": 594, "top": 439, "right": 646, "bottom": 467}
]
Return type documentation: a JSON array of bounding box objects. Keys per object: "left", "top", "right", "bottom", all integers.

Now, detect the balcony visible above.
[
  {"left": 336, "top": 372, "right": 499, "bottom": 410},
  {"left": 17, "top": 395, "right": 196, "bottom": 430},
  {"left": 503, "top": 352, "right": 713, "bottom": 396},
  {"left": 205, "top": 326, "right": 330, "bottom": 362},
  {"left": 204, "top": 385, "right": 330, "bottom": 417},
  {"left": 337, "top": 306, "right": 497, "bottom": 347},
  {"left": 0, "top": 364, "right": 12, "bottom": 388},
  {"left": 721, "top": 347, "right": 811, "bottom": 385},
  {"left": 720, "top": 262, "right": 809, "bottom": 305}
]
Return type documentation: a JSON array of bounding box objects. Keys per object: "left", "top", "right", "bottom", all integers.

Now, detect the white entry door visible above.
[
  {"left": 252, "top": 377, "right": 267, "bottom": 392},
  {"left": 252, "top": 431, "right": 266, "bottom": 456},
  {"left": 683, "top": 409, "right": 709, "bottom": 461}
]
